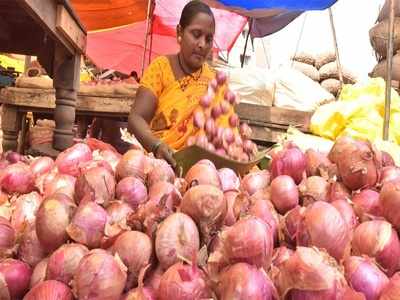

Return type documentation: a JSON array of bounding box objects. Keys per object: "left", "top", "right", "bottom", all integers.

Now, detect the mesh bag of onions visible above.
[
  {"left": 2, "top": 134, "right": 400, "bottom": 299},
  {"left": 187, "top": 70, "right": 258, "bottom": 162}
]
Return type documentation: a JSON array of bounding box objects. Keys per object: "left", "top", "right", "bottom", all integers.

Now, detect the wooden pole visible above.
[
  {"left": 328, "top": 8, "right": 344, "bottom": 86},
  {"left": 383, "top": 0, "right": 396, "bottom": 140},
  {"left": 141, "top": 0, "right": 153, "bottom": 76},
  {"left": 241, "top": 18, "right": 253, "bottom": 68}
]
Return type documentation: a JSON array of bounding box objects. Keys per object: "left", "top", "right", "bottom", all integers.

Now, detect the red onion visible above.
[
  {"left": 0, "top": 259, "right": 32, "bottom": 299},
  {"left": 181, "top": 185, "right": 226, "bottom": 244},
  {"left": 216, "top": 148, "right": 226, "bottom": 157},
  {"left": 193, "top": 110, "right": 205, "bottom": 129},
  {"left": 116, "top": 177, "right": 147, "bottom": 209},
  {"left": 97, "top": 149, "right": 121, "bottom": 172},
  {"left": 11, "top": 192, "right": 42, "bottom": 236},
  {"left": 24, "top": 280, "right": 73, "bottom": 300},
  {"left": 220, "top": 100, "right": 230, "bottom": 114},
  {"left": 270, "top": 175, "right": 299, "bottom": 214},
  {"left": 228, "top": 113, "right": 239, "bottom": 128},
  {"left": 298, "top": 176, "right": 329, "bottom": 205},
  {"left": 107, "top": 200, "right": 134, "bottom": 227},
  {"left": 18, "top": 224, "right": 46, "bottom": 268},
  {"left": 223, "top": 127, "right": 235, "bottom": 144},
  {"left": 331, "top": 199, "right": 359, "bottom": 231},
  {"left": 352, "top": 220, "right": 400, "bottom": 276},
  {"left": 209, "top": 216, "right": 273, "bottom": 272},
  {"left": 216, "top": 262, "right": 277, "bottom": 300},
  {"left": 217, "top": 168, "right": 240, "bottom": 193},
  {"left": 195, "top": 134, "right": 208, "bottom": 148},
  {"left": 55, "top": 143, "right": 92, "bottom": 177},
  {"left": 30, "top": 258, "right": 48, "bottom": 288},
  {"left": 224, "top": 89, "right": 236, "bottom": 105},
  {"left": 66, "top": 201, "right": 108, "bottom": 249},
  {"left": 328, "top": 136, "right": 357, "bottom": 163},
  {"left": 243, "top": 140, "right": 257, "bottom": 158},
  {"left": 241, "top": 170, "right": 271, "bottom": 196},
  {"left": 381, "top": 151, "right": 395, "bottom": 167},
  {"left": 344, "top": 256, "right": 389, "bottom": 300},
  {"left": 248, "top": 199, "right": 279, "bottom": 243},
  {"left": 380, "top": 182, "right": 400, "bottom": 230},
  {"left": 74, "top": 249, "right": 127, "bottom": 300},
  {"left": 272, "top": 246, "right": 294, "bottom": 267},
  {"left": 223, "top": 191, "right": 240, "bottom": 226},
  {"left": 144, "top": 265, "right": 163, "bottom": 292},
  {"left": 205, "top": 118, "right": 216, "bottom": 140},
  {"left": 158, "top": 262, "right": 211, "bottom": 300},
  {"left": 199, "top": 94, "right": 212, "bottom": 108},
  {"left": 147, "top": 159, "right": 175, "bottom": 186},
  {"left": 43, "top": 174, "right": 76, "bottom": 199},
  {"left": 216, "top": 70, "right": 227, "bottom": 85},
  {"left": 186, "top": 136, "right": 196, "bottom": 147},
  {"left": 352, "top": 189, "right": 382, "bottom": 221},
  {"left": 185, "top": 161, "right": 221, "bottom": 188},
  {"left": 211, "top": 105, "right": 222, "bottom": 119},
  {"left": 148, "top": 181, "right": 181, "bottom": 209},
  {"left": 30, "top": 157, "right": 54, "bottom": 177},
  {"left": 5, "top": 151, "right": 25, "bottom": 164},
  {"left": 78, "top": 159, "right": 114, "bottom": 176},
  {"left": 297, "top": 201, "right": 351, "bottom": 261},
  {"left": 380, "top": 166, "right": 400, "bottom": 186},
  {"left": 210, "top": 78, "right": 218, "bottom": 91},
  {"left": 0, "top": 162, "right": 34, "bottom": 194},
  {"left": 36, "top": 194, "right": 76, "bottom": 252},
  {"left": 305, "top": 149, "right": 333, "bottom": 177},
  {"left": 116, "top": 150, "right": 146, "bottom": 181},
  {"left": 0, "top": 216, "right": 14, "bottom": 253},
  {"left": 380, "top": 272, "right": 400, "bottom": 300},
  {"left": 282, "top": 206, "right": 305, "bottom": 246},
  {"left": 155, "top": 212, "right": 200, "bottom": 270},
  {"left": 111, "top": 231, "right": 152, "bottom": 289},
  {"left": 239, "top": 123, "right": 252, "bottom": 140},
  {"left": 270, "top": 143, "right": 306, "bottom": 184},
  {"left": 328, "top": 181, "right": 351, "bottom": 202},
  {"left": 124, "top": 284, "right": 156, "bottom": 300},
  {"left": 273, "top": 247, "right": 347, "bottom": 299}
]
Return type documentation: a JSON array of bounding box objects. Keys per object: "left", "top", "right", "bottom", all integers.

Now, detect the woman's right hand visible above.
[{"left": 154, "top": 142, "right": 177, "bottom": 169}]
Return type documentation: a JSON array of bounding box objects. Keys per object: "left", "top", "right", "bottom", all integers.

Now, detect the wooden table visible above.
[{"left": 0, "top": 0, "right": 86, "bottom": 155}]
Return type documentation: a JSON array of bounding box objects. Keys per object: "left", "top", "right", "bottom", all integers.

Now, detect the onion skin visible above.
[
  {"left": 144, "top": 265, "right": 164, "bottom": 292},
  {"left": 106, "top": 201, "right": 134, "bottom": 228},
  {"left": 55, "top": 143, "right": 93, "bottom": 177},
  {"left": 282, "top": 206, "right": 305, "bottom": 246},
  {"left": 30, "top": 258, "right": 48, "bottom": 289},
  {"left": 0, "top": 162, "right": 34, "bottom": 194},
  {"left": 185, "top": 162, "right": 221, "bottom": 189},
  {"left": 18, "top": 224, "right": 46, "bottom": 268},
  {"left": 111, "top": 231, "right": 153, "bottom": 289},
  {"left": 43, "top": 174, "right": 76, "bottom": 199},
  {"left": 0, "top": 216, "right": 14, "bottom": 252},
  {"left": 248, "top": 199, "right": 279, "bottom": 243},
  {"left": 181, "top": 185, "right": 227, "bottom": 245},
  {"left": 241, "top": 170, "right": 271, "bottom": 196},
  {"left": 147, "top": 159, "right": 175, "bottom": 187},
  {"left": 74, "top": 166, "right": 116, "bottom": 206},
  {"left": 380, "top": 272, "right": 400, "bottom": 300},
  {"left": 270, "top": 175, "right": 299, "bottom": 214},
  {"left": 155, "top": 213, "right": 200, "bottom": 270},
  {"left": 46, "top": 243, "right": 89, "bottom": 285},
  {"left": 0, "top": 258, "right": 32, "bottom": 299},
  {"left": 74, "top": 249, "right": 127, "bottom": 300},
  {"left": 381, "top": 151, "right": 395, "bottom": 167},
  {"left": 218, "top": 168, "right": 240, "bottom": 192},
  {"left": 11, "top": 192, "right": 43, "bottom": 236},
  {"left": 297, "top": 201, "right": 351, "bottom": 261},
  {"left": 352, "top": 220, "right": 400, "bottom": 276},
  {"left": 272, "top": 246, "right": 294, "bottom": 267},
  {"left": 344, "top": 256, "right": 389, "bottom": 300},
  {"left": 223, "top": 191, "right": 240, "bottom": 226},
  {"left": 305, "top": 149, "right": 332, "bottom": 177},
  {"left": 24, "top": 280, "right": 73, "bottom": 300},
  {"left": 331, "top": 199, "right": 359, "bottom": 231},
  {"left": 380, "top": 166, "right": 400, "bottom": 186},
  {"left": 66, "top": 201, "right": 108, "bottom": 249},
  {"left": 298, "top": 176, "right": 329, "bottom": 205},
  {"left": 328, "top": 181, "right": 351, "bottom": 202},
  {"left": 98, "top": 149, "right": 121, "bottom": 173},
  {"left": 352, "top": 189, "right": 382, "bottom": 221},
  {"left": 380, "top": 182, "right": 400, "bottom": 230},
  {"left": 123, "top": 287, "right": 156, "bottom": 300},
  {"left": 116, "top": 150, "right": 146, "bottom": 181},
  {"left": 116, "top": 177, "right": 148, "bottom": 210},
  {"left": 30, "top": 157, "right": 54, "bottom": 177},
  {"left": 35, "top": 194, "right": 76, "bottom": 253}
]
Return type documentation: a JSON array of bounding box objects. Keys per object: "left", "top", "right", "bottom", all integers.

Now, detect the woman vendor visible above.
[{"left": 127, "top": 0, "right": 217, "bottom": 168}]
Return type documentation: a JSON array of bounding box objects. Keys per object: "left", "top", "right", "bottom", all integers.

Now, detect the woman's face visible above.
[{"left": 178, "top": 12, "right": 215, "bottom": 71}]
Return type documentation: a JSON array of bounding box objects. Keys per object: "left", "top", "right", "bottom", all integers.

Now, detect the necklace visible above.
[{"left": 177, "top": 54, "right": 203, "bottom": 91}]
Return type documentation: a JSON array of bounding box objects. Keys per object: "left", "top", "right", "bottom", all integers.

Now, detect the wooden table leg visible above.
[{"left": 1, "top": 104, "right": 22, "bottom": 152}]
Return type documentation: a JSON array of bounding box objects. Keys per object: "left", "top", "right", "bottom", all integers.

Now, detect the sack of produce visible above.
[
  {"left": 315, "top": 51, "right": 336, "bottom": 69},
  {"left": 369, "top": 18, "right": 400, "bottom": 59},
  {"left": 15, "top": 75, "right": 53, "bottom": 89},
  {"left": 371, "top": 53, "right": 400, "bottom": 83},
  {"left": 291, "top": 61, "right": 320, "bottom": 82},
  {"left": 29, "top": 119, "right": 55, "bottom": 146},
  {"left": 291, "top": 52, "right": 315, "bottom": 66},
  {"left": 377, "top": 0, "right": 400, "bottom": 22},
  {"left": 321, "top": 78, "right": 342, "bottom": 96},
  {"left": 319, "top": 62, "right": 357, "bottom": 84}
]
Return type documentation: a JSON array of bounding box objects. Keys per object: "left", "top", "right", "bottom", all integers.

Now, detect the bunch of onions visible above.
[
  {"left": 218, "top": 168, "right": 240, "bottom": 192},
  {"left": 331, "top": 199, "right": 359, "bottom": 231},
  {"left": 35, "top": 193, "right": 76, "bottom": 252},
  {"left": 352, "top": 220, "right": 400, "bottom": 276},
  {"left": 304, "top": 149, "right": 332, "bottom": 177},
  {"left": 0, "top": 259, "right": 32, "bottom": 299},
  {"left": 116, "top": 177, "right": 148, "bottom": 209},
  {"left": 380, "top": 272, "right": 400, "bottom": 300},
  {"left": 111, "top": 231, "right": 153, "bottom": 289},
  {"left": 66, "top": 201, "right": 108, "bottom": 249},
  {"left": 272, "top": 247, "right": 347, "bottom": 299},
  {"left": 155, "top": 212, "right": 200, "bottom": 270},
  {"left": 298, "top": 176, "right": 329, "bottom": 205},
  {"left": 241, "top": 170, "right": 271, "bottom": 196},
  {"left": 46, "top": 243, "right": 89, "bottom": 285},
  {"left": 0, "top": 216, "right": 15, "bottom": 253},
  {"left": 43, "top": 174, "right": 76, "bottom": 199},
  {"left": 147, "top": 159, "right": 175, "bottom": 186},
  {"left": 181, "top": 185, "right": 226, "bottom": 245},
  {"left": 216, "top": 263, "right": 278, "bottom": 300},
  {"left": 248, "top": 199, "right": 279, "bottom": 243},
  {"left": 24, "top": 280, "right": 73, "bottom": 300},
  {"left": 158, "top": 262, "right": 211, "bottom": 300},
  {"left": 328, "top": 181, "right": 351, "bottom": 202},
  {"left": 30, "top": 157, "right": 54, "bottom": 177},
  {"left": 270, "top": 143, "right": 306, "bottom": 184},
  {"left": 223, "top": 191, "right": 240, "bottom": 226},
  {"left": 281, "top": 206, "right": 305, "bottom": 246},
  {"left": 344, "top": 256, "right": 389, "bottom": 300},
  {"left": 55, "top": 143, "right": 93, "bottom": 177},
  {"left": 380, "top": 166, "right": 400, "bottom": 186},
  {"left": 18, "top": 224, "right": 46, "bottom": 267},
  {"left": 116, "top": 149, "right": 147, "bottom": 181},
  {"left": 270, "top": 175, "right": 299, "bottom": 214},
  {"left": 11, "top": 192, "right": 43, "bottom": 236},
  {"left": 0, "top": 162, "right": 34, "bottom": 194},
  {"left": 73, "top": 249, "right": 127, "bottom": 300},
  {"left": 380, "top": 182, "right": 400, "bottom": 230},
  {"left": 74, "top": 166, "right": 116, "bottom": 206},
  {"left": 296, "top": 201, "right": 351, "bottom": 261},
  {"left": 30, "top": 258, "right": 48, "bottom": 288},
  {"left": 352, "top": 189, "right": 382, "bottom": 221},
  {"left": 185, "top": 161, "right": 221, "bottom": 188}
]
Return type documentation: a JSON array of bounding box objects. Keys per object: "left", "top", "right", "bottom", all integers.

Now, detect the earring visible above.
[{"left": 178, "top": 37, "right": 182, "bottom": 43}]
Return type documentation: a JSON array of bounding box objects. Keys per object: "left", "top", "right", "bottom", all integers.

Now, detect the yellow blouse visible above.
[{"left": 140, "top": 56, "right": 216, "bottom": 150}]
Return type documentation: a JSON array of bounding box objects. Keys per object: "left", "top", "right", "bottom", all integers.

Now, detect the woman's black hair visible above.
[{"left": 179, "top": 1, "right": 215, "bottom": 29}]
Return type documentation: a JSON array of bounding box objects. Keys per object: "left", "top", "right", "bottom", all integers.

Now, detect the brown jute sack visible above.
[
  {"left": 321, "top": 79, "right": 341, "bottom": 97},
  {"left": 291, "top": 52, "right": 315, "bottom": 66},
  {"left": 369, "top": 18, "right": 400, "bottom": 60},
  {"left": 371, "top": 53, "right": 400, "bottom": 83},
  {"left": 291, "top": 61, "right": 320, "bottom": 82},
  {"left": 319, "top": 62, "right": 357, "bottom": 84},
  {"left": 377, "top": 0, "right": 400, "bottom": 22},
  {"left": 315, "top": 52, "right": 336, "bottom": 69}
]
